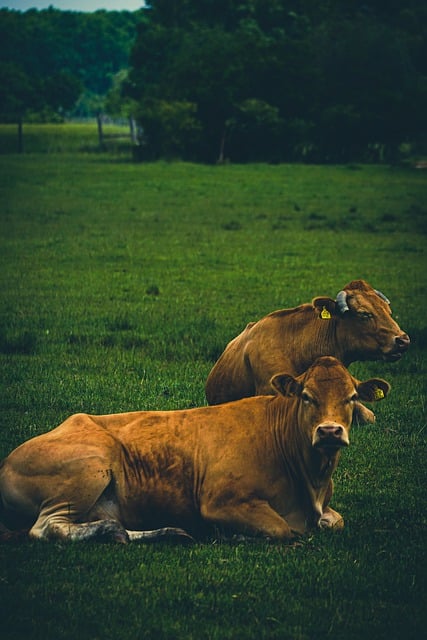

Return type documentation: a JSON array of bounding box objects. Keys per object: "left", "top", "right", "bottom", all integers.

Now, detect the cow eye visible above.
[
  {"left": 301, "top": 391, "right": 311, "bottom": 404},
  {"left": 358, "top": 311, "right": 373, "bottom": 320},
  {"left": 301, "top": 391, "right": 316, "bottom": 405}
]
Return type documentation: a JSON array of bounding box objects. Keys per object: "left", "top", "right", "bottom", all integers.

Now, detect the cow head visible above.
[
  {"left": 271, "top": 356, "right": 390, "bottom": 451},
  {"left": 312, "top": 280, "right": 410, "bottom": 363}
]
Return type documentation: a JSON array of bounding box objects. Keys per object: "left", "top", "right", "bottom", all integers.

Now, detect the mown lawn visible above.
[{"left": 0, "top": 147, "right": 426, "bottom": 639}]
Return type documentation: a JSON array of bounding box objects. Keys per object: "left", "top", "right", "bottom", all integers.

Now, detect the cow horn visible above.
[
  {"left": 374, "top": 289, "right": 390, "bottom": 304},
  {"left": 336, "top": 290, "right": 350, "bottom": 314}
]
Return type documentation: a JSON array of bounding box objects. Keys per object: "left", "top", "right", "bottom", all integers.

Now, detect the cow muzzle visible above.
[
  {"left": 313, "top": 423, "right": 349, "bottom": 449},
  {"left": 384, "top": 333, "right": 410, "bottom": 361}
]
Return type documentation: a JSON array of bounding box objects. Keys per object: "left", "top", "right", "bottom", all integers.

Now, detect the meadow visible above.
[{"left": 0, "top": 126, "right": 426, "bottom": 639}]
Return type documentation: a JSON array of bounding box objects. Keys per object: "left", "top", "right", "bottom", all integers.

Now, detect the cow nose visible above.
[
  {"left": 314, "top": 423, "right": 349, "bottom": 448},
  {"left": 396, "top": 333, "right": 410, "bottom": 351},
  {"left": 317, "top": 425, "right": 344, "bottom": 440}
]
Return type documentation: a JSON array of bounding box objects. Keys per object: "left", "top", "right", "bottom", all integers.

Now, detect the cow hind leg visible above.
[
  {"left": 30, "top": 515, "right": 129, "bottom": 543},
  {"left": 30, "top": 514, "right": 194, "bottom": 544}
]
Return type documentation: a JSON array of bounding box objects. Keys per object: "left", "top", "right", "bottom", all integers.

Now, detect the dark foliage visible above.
[
  {"left": 0, "top": 7, "right": 145, "bottom": 121},
  {"left": 1, "top": 2, "right": 426, "bottom": 162},
  {"left": 126, "top": 0, "right": 427, "bottom": 162}
]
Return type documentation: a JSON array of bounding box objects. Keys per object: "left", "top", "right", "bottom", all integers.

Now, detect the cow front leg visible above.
[
  {"left": 353, "top": 401, "right": 375, "bottom": 424},
  {"left": 319, "top": 506, "right": 344, "bottom": 530},
  {"left": 319, "top": 480, "right": 344, "bottom": 530},
  {"left": 201, "top": 497, "right": 296, "bottom": 542}
]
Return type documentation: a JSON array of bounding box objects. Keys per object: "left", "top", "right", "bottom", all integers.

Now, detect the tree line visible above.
[
  {"left": 126, "top": 0, "right": 427, "bottom": 162},
  {"left": 0, "top": 7, "right": 144, "bottom": 123},
  {"left": 1, "top": 1, "right": 426, "bottom": 163}
]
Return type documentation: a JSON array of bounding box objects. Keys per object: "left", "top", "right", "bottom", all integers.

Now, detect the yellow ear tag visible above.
[
  {"left": 321, "top": 307, "right": 331, "bottom": 319},
  {"left": 374, "top": 387, "right": 385, "bottom": 400}
]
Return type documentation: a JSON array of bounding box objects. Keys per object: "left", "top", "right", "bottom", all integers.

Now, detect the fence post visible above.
[
  {"left": 129, "top": 116, "right": 139, "bottom": 145},
  {"left": 18, "top": 117, "right": 24, "bottom": 153},
  {"left": 97, "top": 112, "right": 105, "bottom": 150}
]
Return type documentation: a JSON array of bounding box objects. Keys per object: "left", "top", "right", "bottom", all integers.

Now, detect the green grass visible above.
[
  {"left": 0, "top": 141, "right": 426, "bottom": 639},
  {"left": 0, "top": 122, "right": 133, "bottom": 154}
]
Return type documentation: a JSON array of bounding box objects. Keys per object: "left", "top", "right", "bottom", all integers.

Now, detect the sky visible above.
[{"left": 1, "top": 0, "right": 145, "bottom": 11}]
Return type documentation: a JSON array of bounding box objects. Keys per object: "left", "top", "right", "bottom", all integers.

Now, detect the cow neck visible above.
[
  {"left": 286, "top": 310, "right": 344, "bottom": 374},
  {"left": 308, "top": 447, "right": 341, "bottom": 486},
  {"left": 313, "top": 314, "right": 346, "bottom": 366},
  {"left": 299, "top": 403, "right": 341, "bottom": 488},
  {"left": 267, "top": 397, "right": 340, "bottom": 518},
  {"left": 332, "top": 317, "right": 357, "bottom": 366}
]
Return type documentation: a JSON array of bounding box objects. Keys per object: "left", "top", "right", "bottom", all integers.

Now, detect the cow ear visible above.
[
  {"left": 357, "top": 378, "right": 391, "bottom": 402},
  {"left": 312, "top": 297, "right": 337, "bottom": 318},
  {"left": 270, "top": 374, "right": 302, "bottom": 397}
]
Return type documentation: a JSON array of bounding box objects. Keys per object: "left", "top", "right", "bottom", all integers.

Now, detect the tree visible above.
[
  {"left": 41, "top": 72, "right": 83, "bottom": 116},
  {"left": 0, "top": 63, "right": 36, "bottom": 121},
  {"left": 313, "top": 15, "right": 427, "bottom": 161},
  {"left": 227, "top": 99, "right": 284, "bottom": 162},
  {"left": 104, "top": 69, "right": 135, "bottom": 118},
  {"left": 118, "top": 1, "right": 427, "bottom": 161},
  {"left": 127, "top": 18, "right": 284, "bottom": 161},
  {"left": 133, "top": 99, "right": 202, "bottom": 159},
  {"left": 0, "top": 62, "right": 36, "bottom": 151},
  {"left": 0, "top": 8, "right": 145, "bottom": 120},
  {"left": 0, "top": 64, "right": 82, "bottom": 121}
]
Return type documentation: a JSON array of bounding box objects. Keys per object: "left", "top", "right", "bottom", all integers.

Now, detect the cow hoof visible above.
[
  {"left": 112, "top": 530, "right": 130, "bottom": 544},
  {"left": 319, "top": 516, "right": 344, "bottom": 530},
  {"left": 95, "top": 520, "right": 130, "bottom": 543}
]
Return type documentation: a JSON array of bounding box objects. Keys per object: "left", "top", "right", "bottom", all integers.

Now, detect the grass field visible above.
[
  {"left": 0, "top": 133, "right": 426, "bottom": 639},
  {"left": 0, "top": 122, "right": 132, "bottom": 155}
]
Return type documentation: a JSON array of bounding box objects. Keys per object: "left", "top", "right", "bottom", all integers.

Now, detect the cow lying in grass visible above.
[
  {"left": 206, "top": 279, "right": 408, "bottom": 424},
  {"left": 0, "top": 357, "right": 390, "bottom": 543}
]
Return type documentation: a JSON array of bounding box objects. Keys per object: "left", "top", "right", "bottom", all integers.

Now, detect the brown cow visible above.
[
  {"left": 205, "top": 279, "right": 409, "bottom": 423},
  {"left": 0, "top": 357, "right": 390, "bottom": 543}
]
